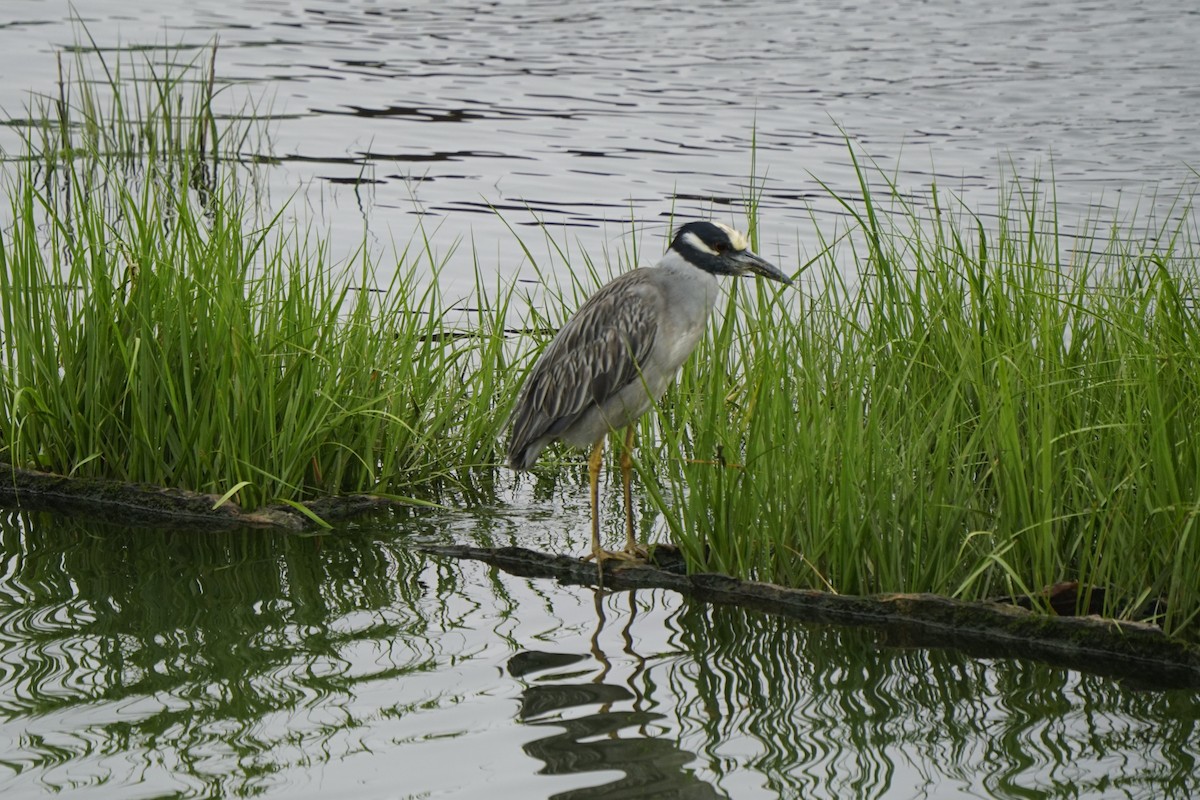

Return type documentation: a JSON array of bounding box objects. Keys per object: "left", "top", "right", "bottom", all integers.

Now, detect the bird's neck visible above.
[
  {"left": 655, "top": 250, "right": 722, "bottom": 314},
  {"left": 657, "top": 249, "right": 721, "bottom": 281}
]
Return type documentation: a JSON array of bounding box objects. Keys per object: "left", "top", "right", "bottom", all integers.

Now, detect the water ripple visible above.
[
  {"left": 4, "top": 0, "right": 1195, "bottom": 295},
  {"left": 0, "top": 509, "right": 1197, "bottom": 797},
  {"left": 0, "top": 516, "right": 450, "bottom": 797}
]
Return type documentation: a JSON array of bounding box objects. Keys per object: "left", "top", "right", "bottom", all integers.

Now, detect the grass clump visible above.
[
  {"left": 2, "top": 33, "right": 1198, "bottom": 643},
  {"left": 0, "top": 41, "right": 517, "bottom": 510},
  {"left": 642, "top": 155, "right": 1200, "bottom": 640}
]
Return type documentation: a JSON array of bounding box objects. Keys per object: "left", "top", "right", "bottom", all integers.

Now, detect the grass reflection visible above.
[
  {"left": 0, "top": 510, "right": 444, "bottom": 795},
  {"left": 1, "top": 510, "right": 1196, "bottom": 799},
  {"left": 666, "top": 599, "right": 1199, "bottom": 799}
]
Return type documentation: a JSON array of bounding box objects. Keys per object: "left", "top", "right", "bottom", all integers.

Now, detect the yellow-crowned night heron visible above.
[{"left": 507, "top": 221, "right": 792, "bottom": 566}]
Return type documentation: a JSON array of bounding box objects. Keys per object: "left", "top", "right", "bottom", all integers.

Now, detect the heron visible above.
[{"left": 507, "top": 220, "right": 792, "bottom": 567}]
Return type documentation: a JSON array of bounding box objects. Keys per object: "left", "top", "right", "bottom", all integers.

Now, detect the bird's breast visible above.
[{"left": 651, "top": 267, "right": 720, "bottom": 374}]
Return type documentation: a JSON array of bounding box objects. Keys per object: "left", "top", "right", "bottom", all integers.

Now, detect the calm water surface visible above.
[
  {"left": 1, "top": 2, "right": 1198, "bottom": 797},
  {"left": 1, "top": 0, "right": 1197, "bottom": 293},
  {"left": 0, "top": 509, "right": 1197, "bottom": 799}
]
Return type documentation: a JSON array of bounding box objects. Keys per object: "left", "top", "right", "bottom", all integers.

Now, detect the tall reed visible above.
[
  {"left": 641, "top": 156, "right": 1200, "bottom": 639},
  {"left": 0, "top": 40, "right": 518, "bottom": 510},
  {"left": 3, "top": 33, "right": 1198, "bottom": 642}
]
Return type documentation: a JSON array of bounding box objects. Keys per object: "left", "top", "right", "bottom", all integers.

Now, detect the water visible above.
[
  {"left": 1, "top": 2, "right": 1199, "bottom": 797},
  {"left": 1, "top": 0, "right": 1197, "bottom": 295},
  {"left": 0, "top": 511, "right": 1196, "bottom": 799}
]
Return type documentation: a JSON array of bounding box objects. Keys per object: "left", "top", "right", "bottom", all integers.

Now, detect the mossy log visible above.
[
  {"left": 425, "top": 543, "right": 1200, "bottom": 690},
  {"left": 0, "top": 462, "right": 389, "bottom": 530}
]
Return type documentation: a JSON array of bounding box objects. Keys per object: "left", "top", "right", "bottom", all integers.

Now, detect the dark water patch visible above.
[
  {"left": 507, "top": 650, "right": 589, "bottom": 679},
  {"left": 324, "top": 175, "right": 385, "bottom": 186}
]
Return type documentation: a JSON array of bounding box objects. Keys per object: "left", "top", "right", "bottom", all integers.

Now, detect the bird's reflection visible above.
[{"left": 508, "top": 590, "right": 726, "bottom": 800}]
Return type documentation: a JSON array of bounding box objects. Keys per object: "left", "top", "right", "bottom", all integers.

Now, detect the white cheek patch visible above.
[
  {"left": 712, "top": 221, "right": 749, "bottom": 251},
  {"left": 682, "top": 231, "right": 718, "bottom": 255}
]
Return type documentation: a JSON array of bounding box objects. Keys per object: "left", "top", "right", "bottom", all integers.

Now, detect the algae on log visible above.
[
  {"left": 424, "top": 544, "right": 1200, "bottom": 691},
  {"left": 0, "top": 462, "right": 390, "bottom": 530}
]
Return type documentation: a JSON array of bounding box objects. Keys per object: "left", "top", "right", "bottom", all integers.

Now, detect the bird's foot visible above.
[
  {"left": 623, "top": 541, "right": 651, "bottom": 562},
  {"left": 583, "top": 545, "right": 649, "bottom": 567}
]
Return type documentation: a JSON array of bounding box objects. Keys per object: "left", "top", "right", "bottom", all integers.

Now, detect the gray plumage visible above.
[
  {"left": 506, "top": 219, "right": 791, "bottom": 568},
  {"left": 508, "top": 221, "right": 791, "bottom": 472},
  {"left": 508, "top": 264, "right": 715, "bottom": 470}
]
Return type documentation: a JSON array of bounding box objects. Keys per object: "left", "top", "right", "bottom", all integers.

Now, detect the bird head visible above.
[{"left": 670, "top": 221, "right": 792, "bottom": 285}]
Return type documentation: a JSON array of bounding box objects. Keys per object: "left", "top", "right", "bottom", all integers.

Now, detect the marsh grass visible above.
[
  {"left": 638, "top": 154, "right": 1200, "bottom": 639},
  {"left": 2, "top": 37, "right": 1198, "bottom": 641},
  {"left": 0, "top": 40, "right": 519, "bottom": 510}
]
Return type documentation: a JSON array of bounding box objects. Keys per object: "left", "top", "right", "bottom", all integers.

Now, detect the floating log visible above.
[
  {"left": 0, "top": 462, "right": 390, "bottom": 530},
  {"left": 424, "top": 543, "right": 1200, "bottom": 690}
]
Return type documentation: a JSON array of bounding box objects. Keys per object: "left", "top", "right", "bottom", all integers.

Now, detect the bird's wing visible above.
[{"left": 509, "top": 271, "right": 660, "bottom": 458}]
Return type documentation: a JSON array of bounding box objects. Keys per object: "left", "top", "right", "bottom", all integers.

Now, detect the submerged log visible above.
[
  {"left": 0, "top": 462, "right": 390, "bottom": 530},
  {"left": 424, "top": 543, "right": 1200, "bottom": 690}
]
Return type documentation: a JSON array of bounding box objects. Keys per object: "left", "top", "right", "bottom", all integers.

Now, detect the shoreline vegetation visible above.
[{"left": 1, "top": 43, "right": 1198, "bottom": 647}]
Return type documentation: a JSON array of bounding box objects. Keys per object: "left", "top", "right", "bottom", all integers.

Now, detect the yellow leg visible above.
[
  {"left": 620, "top": 426, "right": 645, "bottom": 557},
  {"left": 587, "top": 438, "right": 605, "bottom": 563},
  {"left": 581, "top": 433, "right": 648, "bottom": 572}
]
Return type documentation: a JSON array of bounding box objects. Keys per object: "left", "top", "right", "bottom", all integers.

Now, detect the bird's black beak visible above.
[{"left": 734, "top": 249, "right": 793, "bottom": 286}]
